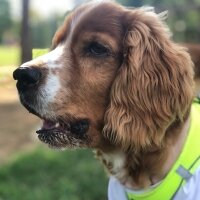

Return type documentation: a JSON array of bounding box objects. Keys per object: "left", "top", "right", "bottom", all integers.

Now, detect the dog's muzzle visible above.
[{"left": 13, "top": 66, "right": 91, "bottom": 149}]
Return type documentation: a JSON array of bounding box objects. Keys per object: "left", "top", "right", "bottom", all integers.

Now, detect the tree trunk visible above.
[{"left": 20, "top": 0, "right": 32, "bottom": 64}]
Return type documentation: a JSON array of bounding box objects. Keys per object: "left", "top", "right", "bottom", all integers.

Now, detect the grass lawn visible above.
[
  {"left": 0, "top": 147, "right": 108, "bottom": 200},
  {"left": 0, "top": 46, "right": 20, "bottom": 67},
  {"left": 0, "top": 46, "right": 49, "bottom": 88}
]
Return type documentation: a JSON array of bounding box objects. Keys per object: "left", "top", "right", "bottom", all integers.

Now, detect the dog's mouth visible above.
[
  {"left": 20, "top": 100, "right": 91, "bottom": 149},
  {"left": 36, "top": 117, "right": 91, "bottom": 149},
  {"left": 36, "top": 118, "right": 90, "bottom": 149},
  {"left": 37, "top": 119, "right": 70, "bottom": 136}
]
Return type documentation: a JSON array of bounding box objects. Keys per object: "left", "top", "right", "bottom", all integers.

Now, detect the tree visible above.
[
  {"left": 20, "top": 0, "right": 32, "bottom": 63},
  {"left": 0, "top": 0, "right": 12, "bottom": 43}
]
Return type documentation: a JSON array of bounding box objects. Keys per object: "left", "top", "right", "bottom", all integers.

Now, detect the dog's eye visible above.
[{"left": 87, "top": 42, "right": 109, "bottom": 56}]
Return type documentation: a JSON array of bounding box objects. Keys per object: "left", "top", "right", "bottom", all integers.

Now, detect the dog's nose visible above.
[{"left": 13, "top": 67, "right": 41, "bottom": 86}]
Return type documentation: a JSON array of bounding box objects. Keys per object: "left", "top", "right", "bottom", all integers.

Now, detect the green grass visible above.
[
  {"left": 0, "top": 147, "right": 108, "bottom": 200},
  {"left": 0, "top": 46, "right": 20, "bottom": 67},
  {"left": 0, "top": 46, "right": 50, "bottom": 67},
  {"left": 32, "top": 49, "right": 49, "bottom": 59},
  {"left": 0, "top": 46, "right": 49, "bottom": 67}
]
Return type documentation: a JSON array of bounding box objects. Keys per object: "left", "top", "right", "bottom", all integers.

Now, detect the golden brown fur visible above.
[
  {"left": 52, "top": 1, "right": 194, "bottom": 188},
  {"left": 103, "top": 9, "right": 194, "bottom": 152},
  {"left": 15, "top": 0, "right": 196, "bottom": 190}
]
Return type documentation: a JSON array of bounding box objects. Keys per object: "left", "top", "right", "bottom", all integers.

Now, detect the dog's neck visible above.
[
  {"left": 146, "top": 116, "right": 190, "bottom": 187},
  {"left": 96, "top": 116, "right": 190, "bottom": 190}
]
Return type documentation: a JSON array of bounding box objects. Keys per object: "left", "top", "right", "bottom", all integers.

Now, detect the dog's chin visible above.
[
  {"left": 21, "top": 101, "right": 91, "bottom": 149},
  {"left": 36, "top": 119, "right": 90, "bottom": 149}
]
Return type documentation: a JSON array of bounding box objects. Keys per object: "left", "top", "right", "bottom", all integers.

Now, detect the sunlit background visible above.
[{"left": 0, "top": 0, "right": 199, "bottom": 199}]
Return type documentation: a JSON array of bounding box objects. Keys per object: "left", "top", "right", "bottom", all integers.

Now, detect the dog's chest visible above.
[{"left": 95, "top": 150, "right": 128, "bottom": 183}]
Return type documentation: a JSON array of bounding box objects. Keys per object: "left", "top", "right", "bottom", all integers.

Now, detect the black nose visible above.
[{"left": 13, "top": 67, "right": 41, "bottom": 87}]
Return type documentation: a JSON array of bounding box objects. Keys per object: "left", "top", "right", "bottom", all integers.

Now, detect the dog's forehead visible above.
[
  {"left": 63, "top": 2, "right": 126, "bottom": 44},
  {"left": 74, "top": 2, "right": 123, "bottom": 29}
]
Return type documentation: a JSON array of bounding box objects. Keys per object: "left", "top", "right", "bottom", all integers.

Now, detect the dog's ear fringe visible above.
[
  {"left": 127, "top": 6, "right": 168, "bottom": 21},
  {"left": 84, "top": 0, "right": 115, "bottom": 4},
  {"left": 103, "top": 9, "right": 194, "bottom": 152},
  {"left": 158, "top": 10, "right": 168, "bottom": 21},
  {"left": 141, "top": 6, "right": 155, "bottom": 12}
]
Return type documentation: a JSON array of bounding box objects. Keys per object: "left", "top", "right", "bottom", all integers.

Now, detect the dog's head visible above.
[{"left": 13, "top": 1, "right": 194, "bottom": 151}]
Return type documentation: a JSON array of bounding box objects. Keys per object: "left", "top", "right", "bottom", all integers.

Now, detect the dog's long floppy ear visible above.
[{"left": 104, "top": 9, "right": 194, "bottom": 152}]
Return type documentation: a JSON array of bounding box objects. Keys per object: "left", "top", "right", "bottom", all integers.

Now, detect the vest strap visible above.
[{"left": 176, "top": 165, "right": 192, "bottom": 181}]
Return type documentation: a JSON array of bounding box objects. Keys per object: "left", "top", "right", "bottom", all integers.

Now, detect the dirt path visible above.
[{"left": 0, "top": 67, "right": 40, "bottom": 164}]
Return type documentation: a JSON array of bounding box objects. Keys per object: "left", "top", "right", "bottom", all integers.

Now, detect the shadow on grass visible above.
[{"left": 0, "top": 147, "right": 108, "bottom": 200}]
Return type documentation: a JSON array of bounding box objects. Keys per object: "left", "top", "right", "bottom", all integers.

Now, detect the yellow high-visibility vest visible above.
[{"left": 127, "top": 102, "right": 200, "bottom": 200}]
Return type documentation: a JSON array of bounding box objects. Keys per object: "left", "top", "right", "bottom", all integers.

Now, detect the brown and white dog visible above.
[{"left": 13, "top": 1, "right": 199, "bottom": 199}]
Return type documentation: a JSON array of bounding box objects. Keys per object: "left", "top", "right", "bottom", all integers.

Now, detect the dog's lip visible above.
[
  {"left": 36, "top": 119, "right": 70, "bottom": 134},
  {"left": 21, "top": 102, "right": 70, "bottom": 134},
  {"left": 42, "top": 120, "right": 58, "bottom": 130},
  {"left": 36, "top": 119, "right": 72, "bottom": 147},
  {"left": 36, "top": 118, "right": 90, "bottom": 149}
]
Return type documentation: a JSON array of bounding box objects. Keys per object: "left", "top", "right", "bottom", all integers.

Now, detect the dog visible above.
[{"left": 13, "top": 1, "right": 200, "bottom": 199}]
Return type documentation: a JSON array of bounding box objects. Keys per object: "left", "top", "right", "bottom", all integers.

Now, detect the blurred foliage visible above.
[
  {"left": 0, "top": 147, "right": 108, "bottom": 200},
  {"left": 117, "top": 0, "right": 144, "bottom": 7},
  {"left": 30, "top": 14, "right": 64, "bottom": 48},
  {"left": 0, "top": 0, "right": 12, "bottom": 43},
  {"left": 0, "top": 0, "right": 199, "bottom": 48},
  {"left": 117, "top": 0, "right": 200, "bottom": 43}
]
